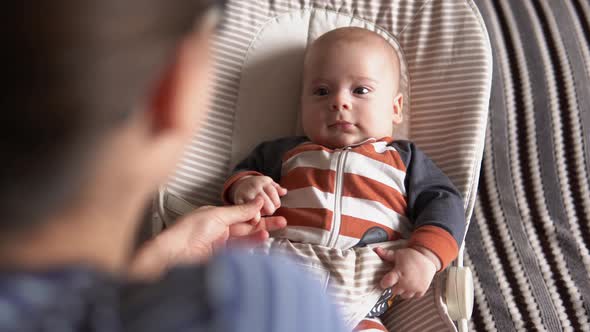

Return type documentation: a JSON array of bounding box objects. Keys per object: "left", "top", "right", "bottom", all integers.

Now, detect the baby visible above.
[{"left": 222, "top": 27, "right": 465, "bottom": 331}]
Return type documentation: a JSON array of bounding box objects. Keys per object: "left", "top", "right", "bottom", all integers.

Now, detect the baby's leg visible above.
[{"left": 353, "top": 317, "right": 388, "bottom": 331}]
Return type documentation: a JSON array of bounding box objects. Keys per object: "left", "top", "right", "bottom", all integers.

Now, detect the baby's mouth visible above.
[{"left": 328, "top": 121, "right": 355, "bottom": 131}]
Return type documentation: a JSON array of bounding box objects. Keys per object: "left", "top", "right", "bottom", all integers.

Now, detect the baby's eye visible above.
[
  {"left": 313, "top": 87, "right": 329, "bottom": 96},
  {"left": 353, "top": 86, "right": 370, "bottom": 95}
]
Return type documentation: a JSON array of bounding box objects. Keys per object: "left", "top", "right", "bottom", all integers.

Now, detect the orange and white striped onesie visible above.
[
  {"left": 223, "top": 136, "right": 465, "bottom": 328},
  {"left": 224, "top": 136, "right": 464, "bottom": 265}
]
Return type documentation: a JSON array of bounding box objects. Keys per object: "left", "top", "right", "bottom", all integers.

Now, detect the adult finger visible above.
[
  {"left": 374, "top": 247, "right": 396, "bottom": 263},
  {"left": 226, "top": 230, "right": 270, "bottom": 248},
  {"left": 253, "top": 211, "right": 261, "bottom": 224},
  {"left": 229, "top": 215, "right": 286, "bottom": 237},
  {"left": 259, "top": 216, "right": 287, "bottom": 232},
  {"left": 196, "top": 205, "right": 214, "bottom": 211},
  {"left": 205, "top": 196, "right": 264, "bottom": 227}
]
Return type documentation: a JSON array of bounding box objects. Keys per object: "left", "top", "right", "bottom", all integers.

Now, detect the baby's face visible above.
[{"left": 301, "top": 36, "right": 402, "bottom": 149}]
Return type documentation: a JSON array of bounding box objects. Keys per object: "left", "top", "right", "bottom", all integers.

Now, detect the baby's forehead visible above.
[
  {"left": 310, "top": 28, "right": 397, "bottom": 57},
  {"left": 304, "top": 28, "right": 401, "bottom": 80}
]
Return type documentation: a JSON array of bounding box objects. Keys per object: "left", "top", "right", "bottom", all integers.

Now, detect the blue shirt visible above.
[{"left": 0, "top": 253, "right": 345, "bottom": 332}]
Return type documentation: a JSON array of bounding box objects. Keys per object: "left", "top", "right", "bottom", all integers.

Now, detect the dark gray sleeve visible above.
[
  {"left": 393, "top": 140, "right": 466, "bottom": 247},
  {"left": 232, "top": 136, "right": 308, "bottom": 182}
]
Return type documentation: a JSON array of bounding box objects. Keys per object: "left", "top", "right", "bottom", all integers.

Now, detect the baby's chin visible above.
[{"left": 314, "top": 135, "right": 369, "bottom": 149}]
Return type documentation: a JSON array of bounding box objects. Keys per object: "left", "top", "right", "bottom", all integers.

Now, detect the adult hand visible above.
[
  {"left": 129, "top": 197, "right": 286, "bottom": 279},
  {"left": 373, "top": 246, "right": 439, "bottom": 299},
  {"left": 229, "top": 175, "right": 288, "bottom": 216}
]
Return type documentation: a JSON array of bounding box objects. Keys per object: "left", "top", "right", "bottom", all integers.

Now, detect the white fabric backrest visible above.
[{"left": 163, "top": 0, "right": 493, "bottom": 234}]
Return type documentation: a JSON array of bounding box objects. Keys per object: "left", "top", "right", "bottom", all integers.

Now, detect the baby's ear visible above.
[{"left": 392, "top": 93, "right": 403, "bottom": 124}]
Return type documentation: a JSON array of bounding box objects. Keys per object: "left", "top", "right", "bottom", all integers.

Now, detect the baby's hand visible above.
[
  {"left": 229, "top": 175, "right": 288, "bottom": 217},
  {"left": 373, "top": 246, "right": 440, "bottom": 299}
]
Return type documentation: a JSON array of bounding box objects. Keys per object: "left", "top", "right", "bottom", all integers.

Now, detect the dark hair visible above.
[{"left": 0, "top": 0, "right": 223, "bottom": 231}]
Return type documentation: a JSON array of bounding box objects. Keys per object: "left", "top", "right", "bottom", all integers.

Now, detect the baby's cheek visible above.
[{"left": 302, "top": 115, "right": 323, "bottom": 135}]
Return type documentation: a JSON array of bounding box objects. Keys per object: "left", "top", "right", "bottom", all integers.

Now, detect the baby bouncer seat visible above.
[{"left": 156, "top": 0, "right": 493, "bottom": 331}]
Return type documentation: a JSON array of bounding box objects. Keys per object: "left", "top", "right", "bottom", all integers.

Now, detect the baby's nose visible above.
[{"left": 331, "top": 99, "right": 351, "bottom": 111}]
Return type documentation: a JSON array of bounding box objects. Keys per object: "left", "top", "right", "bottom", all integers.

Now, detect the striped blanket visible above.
[{"left": 467, "top": 1, "right": 590, "bottom": 331}]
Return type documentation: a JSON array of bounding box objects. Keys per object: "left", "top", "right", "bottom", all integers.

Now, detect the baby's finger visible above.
[
  {"left": 272, "top": 182, "right": 288, "bottom": 196},
  {"left": 374, "top": 247, "right": 396, "bottom": 263},
  {"left": 400, "top": 292, "right": 415, "bottom": 300},
  {"left": 263, "top": 184, "right": 281, "bottom": 208},
  {"left": 391, "top": 284, "right": 405, "bottom": 298},
  {"left": 380, "top": 270, "right": 401, "bottom": 289},
  {"left": 234, "top": 191, "right": 255, "bottom": 206},
  {"left": 260, "top": 193, "right": 275, "bottom": 216},
  {"left": 242, "top": 191, "right": 258, "bottom": 203}
]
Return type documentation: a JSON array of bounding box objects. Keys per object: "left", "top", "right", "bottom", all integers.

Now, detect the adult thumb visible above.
[{"left": 213, "top": 197, "right": 264, "bottom": 226}]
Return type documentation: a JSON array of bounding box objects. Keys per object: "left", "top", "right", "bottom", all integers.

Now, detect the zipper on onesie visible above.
[{"left": 327, "top": 147, "right": 350, "bottom": 248}]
